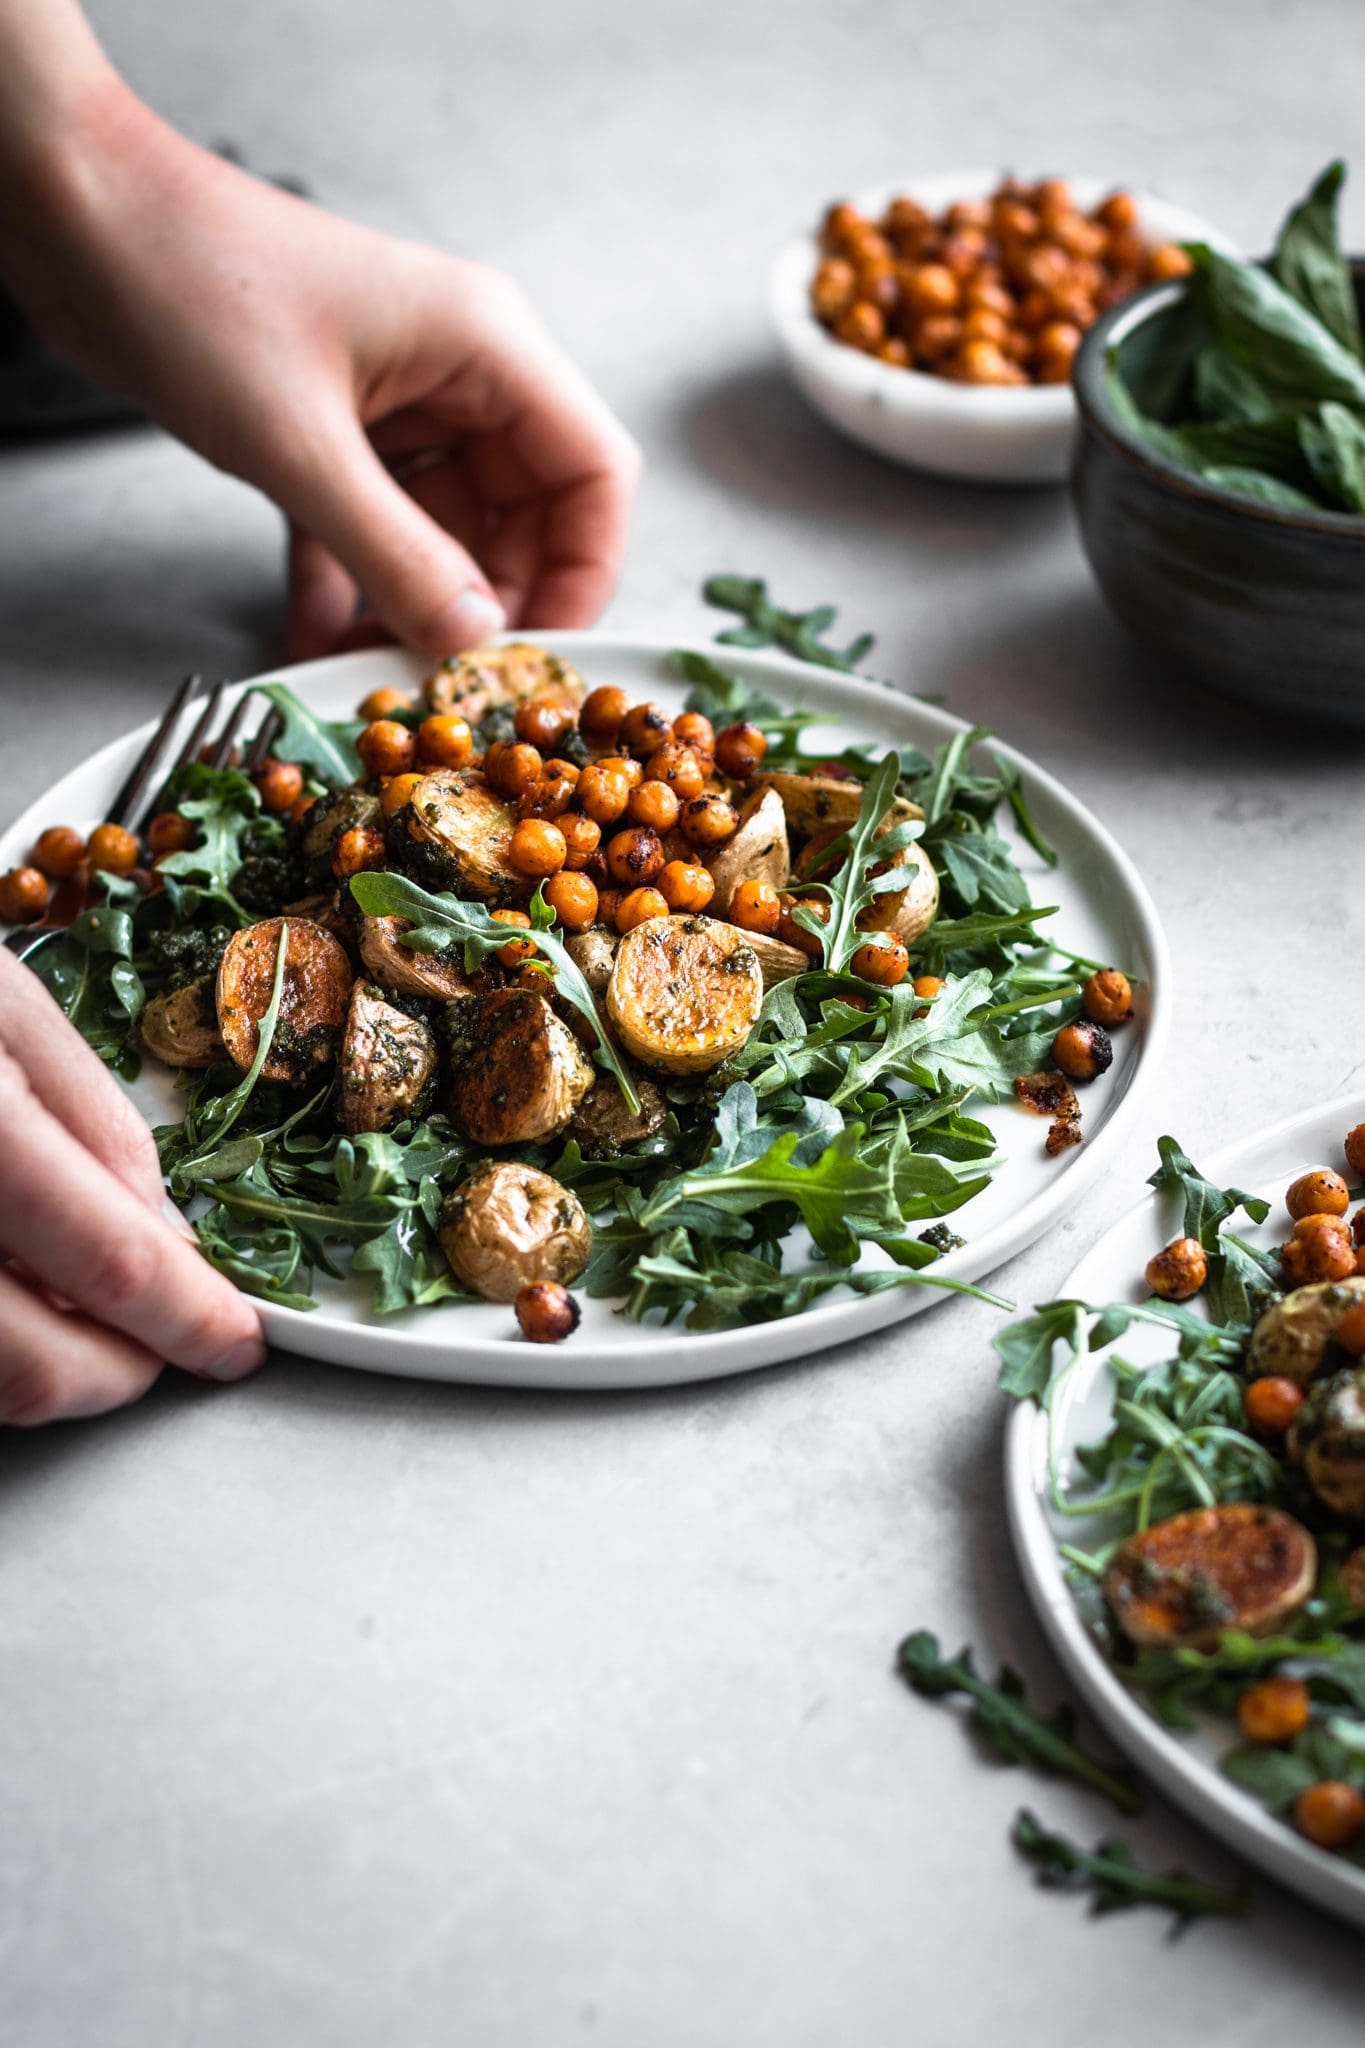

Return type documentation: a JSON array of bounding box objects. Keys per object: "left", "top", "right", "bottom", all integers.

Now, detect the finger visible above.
[
  {"left": 0, "top": 1266, "right": 163, "bottom": 1426},
  {"left": 521, "top": 466, "right": 637, "bottom": 628},
  {"left": 0, "top": 949, "right": 164, "bottom": 1209},
  {"left": 0, "top": 1047, "right": 264, "bottom": 1379},
  {"left": 404, "top": 457, "right": 529, "bottom": 624},
  {"left": 286, "top": 523, "right": 360, "bottom": 663}
]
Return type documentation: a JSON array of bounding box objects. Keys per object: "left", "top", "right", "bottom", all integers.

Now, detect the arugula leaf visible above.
[
  {"left": 900, "top": 1631, "right": 1143, "bottom": 1813},
  {"left": 790, "top": 752, "right": 924, "bottom": 974},
  {"left": 702, "top": 574, "right": 875, "bottom": 671},
  {"left": 1148, "top": 1135, "right": 1270, "bottom": 1248},
  {"left": 1011, "top": 1809, "right": 1252, "bottom": 1924},
  {"left": 1271, "top": 159, "right": 1364, "bottom": 362},
  {"left": 253, "top": 680, "right": 363, "bottom": 784},
  {"left": 152, "top": 760, "right": 274, "bottom": 918},
  {"left": 158, "top": 922, "right": 290, "bottom": 1188},
  {"left": 994, "top": 1300, "right": 1090, "bottom": 1406},
  {"left": 30, "top": 899, "right": 145, "bottom": 1078}
]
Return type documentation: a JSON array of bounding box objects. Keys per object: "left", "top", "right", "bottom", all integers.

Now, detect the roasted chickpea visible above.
[
  {"left": 913, "top": 975, "right": 945, "bottom": 1001},
  {"left": 485, "top": 740, "right": 543, "bottom": 799},
  {"left": 543, "top": 870, "right": 599, "bottom": 931},
  {"left": 605, "top": 827, "right": 665, "bottom": 888},
  {"left": 1096, "top": 190, "right": 1140, "bottom": 232},
  {"left": 1147, "top": 242, "right": 1193, "bottom": 281},
  {"left": 672, "top": 711, "right": 716, "bottom": 755},
  {"left": 1243, "top": 1375, "right": 1305, "bottom": 1438},
  {"left": 1288, "top": 1217, "right": 1356, "bottom": 1285},
  {"left": 615, "top": 754, "right": 644, "bottom": 790},
  {"left": 331, "top": 824, "right": 386, "bottom": 879},
  {"left": 679, "top": 794, "right": 739, "bottom": 850},
  {"left": 1295, "top": 1781, "right": 1365, "bottom": 1852},
  {"left": 1052, "top": 1018, "right": 1113, "bottom": 1083},
  {"left": 729, "top": 878, "right": 782, "bottom": 936},
  {"left": 509, "top": 819, "right": 568, "bottom": 880},
  {"left": 887, "top": 195, "right": 933, "bottom": 238},
  {"left": 1337, "top": 1302, "right": 1365, "bottom": 1359},
  {"left": 357, "top": 718, "right": 417, "bottom": 780},
  {"left": 812, "top": 256, "right": 859, "bottom": 323},
  {"left": 644, "top": 742, "right": 708, "bottom": 801},
  {"left": 940, "top": 230, "right": 987, "bottom": 278},
  {"left": 577, "top": 761, "right": 632, "bottom": 826},
  {"left": 0, "top": 865, "right": 49, "bottom": 922},
  {"left": 964, "top": 277, "right": 1016, "bottom": 320},
  {"left": 960, "top": 306, "right": 1010, "bottom": 348},
  {"left": 1236, "top": 1675, "right": 1311, "bottom": 1745},
  {"left": 1145, "top": 1237, "right": 1207, "bottom": 1302},
  {"left": 1082, "top": 968, "right": 1133, "bottom": 1027},
  {"left": 657, "top": 860, "right": 715, "bottom": 914},
  {"left": 518, "top": 765, "right": 579, "bottom": 820},
  {"left": 358, "top": 685, "right": 415, "bottom": 720},
  {"left": 903, "top": 263, "right": 960, "bottom": 316},
  {"left": 560, "top": 813, "right": 603, "bottom": 871},
  {"left": 31, "top": 825, "right": 87, "bottom": 879},
  {"left": 957, "top": 339, "right": 1026, "bottom": 385},
  {"left": 490, "top": 907, "right": 536, "bottom": 968},
  {"left": 912, "top": 314, "right": 964, "bottom": 363},
  {"left": 821, "top": 200, "right": 867, "bottom": 250},
  {"left": 515, "top": 1279, "right": 580, "bottom": 1344},
  {"left": 146, "top": 810, "right": 196, "bottom": 855},
  {"left": 1288, "top": 1169, "right": 1350, "bottom": 1220},
  {"left": 255, "top": 760, "right": 306, "bottom": 814},
  {"left": 850, "top": 935, "right": 910, "bottom": 987},
  {"left": 289, "top": 793, "right": 316, "bottom": 826},
  {"left": 87, "top": 822, "right": 140, "bottom": 877},
  {"left": 380, "top": 771, "right": 425, "bottom": 818},
  {"left": 627, "top": 779, "right": 680, "bottom": 833},
  {"left": 618, "top": 702, "right": 674, "bottom": 761},
  {"left": 1344, "top": 1125, "right": 1365, "bottom": 1176},
  {"left": 595, "top": 888, "right": 623, "bottom": 927},
  {"left": 616, "top": 886, "right": 669, "bottom": 934},
  {"left": 778, "top": 897, "right": 829, "bottom": 959},
  {"left": 417, "top": 713, "right": 474, "bottom": 770},
  {"left": 877, "top": 338, "right": 912, "bottom": 368},
  {"left": 995, "top": 199, "right": 1040, "bottom": 242},
  {"left": 714, "top": 722, "right": 768, "bottom": 782},
  {"left": 834, "top": 300, "right": 885, "bottom": 350},
  {"left": 579, "top": 685, "right": 631, "bottom": 748}
]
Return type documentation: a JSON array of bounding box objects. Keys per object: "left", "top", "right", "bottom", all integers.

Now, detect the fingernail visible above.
[
  {"left": 428, "top": 588, "right": 505, "bottom": 653},
  {"left": 200, "top": 1338, "right": 266, "bottom": 1383}
]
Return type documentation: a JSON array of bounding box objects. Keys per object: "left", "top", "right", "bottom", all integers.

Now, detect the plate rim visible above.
[{"left": 1003, "top": 1086, "right": 1365, "bottom": 1924}]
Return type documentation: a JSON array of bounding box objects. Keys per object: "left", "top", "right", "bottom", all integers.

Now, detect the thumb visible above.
[{"left": 282, "top": 425, "right": 506, "bottom": 656}]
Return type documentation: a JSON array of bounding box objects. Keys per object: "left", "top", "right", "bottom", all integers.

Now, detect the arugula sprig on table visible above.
[
  {"left": 1012, "top": 1811, "right": 1251, "bottom": 1925},
  {"left": 701, "top": 574, "right": 875, "bottom": 670}
]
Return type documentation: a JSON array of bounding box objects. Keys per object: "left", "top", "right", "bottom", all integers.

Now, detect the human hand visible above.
[
  {"left": 4, "top": 71, "right": 640, "bottom": 662},
  {"left": 0, "top": 949, "right": 265, "bottom": 1425}
]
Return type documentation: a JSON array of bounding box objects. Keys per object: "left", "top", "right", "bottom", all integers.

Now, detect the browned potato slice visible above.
[
  {"left": 740, "top": 931, "right": 810, "bottom": 990},
  {"left": 751, "top": 770, "right": 922, "bottom": 842},
  {"left": 564, "top": 926, "right": 617, "bottom": 995},
  {"left": 1289, "top": 1366, "right": 1365, "bottom": 1518},
  {"left": 1104, "top": 1504, "right": 1316, "bottom": 1651},
  {"left": 570, "top": 1072, "right": 668, "bottom": 1156},
  {"left": 1248, "top": 1278, "right": 1365, "bottom": 1386},
  {"left": 857, "top": 843, "right": 940, "bottom": 946},
  {"left": 439, "top": 1160, "right": 591, "bottom": 1303},
  {"left": 424, "top": 642, "right": 586, "bottom": 724},
  {"left": 406, "top": 767, "right": 520, "bottom": 901},
  {"left": 445, "top": 986, "right": 594, "bottom": 1144},
  {"left": 216, "top": 916, "right": 353, "bottom": 1085},
  {"left": 140, "top": 979, "right": 227, "bottom": 1069},
  {"left": 606, "top": 914, "right": 763, "bottom": 1075},
  {"left": 339, "top": 981, "right": 438, "bottom": 1135},
  {"left": 299, "top": 788, "right": 381, "bottom": 885},
  {"left": 705, "top": 787, "right": 790, "bottom": 916},
  {"left": 358, "top": 914, "right": 473, "bottom": 1001}
]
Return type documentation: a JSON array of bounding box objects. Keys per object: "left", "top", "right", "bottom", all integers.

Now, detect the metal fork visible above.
[{"left": 6, "top": 674, "right": 283, "bottom": 965}]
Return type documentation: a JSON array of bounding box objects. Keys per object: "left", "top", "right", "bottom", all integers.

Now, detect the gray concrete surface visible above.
[{"left": 3, "top": 0, "right": 1365, "bottom": 2040}]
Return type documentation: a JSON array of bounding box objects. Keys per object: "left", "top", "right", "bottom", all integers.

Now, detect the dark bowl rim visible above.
[{"left": 1072, "top": 270, "right": 1365, "bottom": 541}]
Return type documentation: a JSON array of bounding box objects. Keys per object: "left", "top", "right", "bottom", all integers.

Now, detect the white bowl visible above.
[{"left": 768, "top": 169, "right": 1238, "bottom": 486}]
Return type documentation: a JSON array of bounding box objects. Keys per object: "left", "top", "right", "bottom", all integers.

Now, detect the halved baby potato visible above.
[
  {"left": 358, "top": 914, "right": 474, "bottom": 1001},
  {"left": 140, "top": 978, "right": 228, "bottom": 1069},
  {"left": 738, "top": 930, "right": 810, "bottom": 990},
  {"left": 752, "top": 770, "right": 922, "bottom": 842},
  {"left": 570, "top": 1071, "right": 668, "bottom": 1156},
  {"left": 606, "top": 914, "right": 763, "bottom": 1075},
  {"left": 858, "top": 844, "right": 941, "bottom": 946},
  {"left": 445, "top": 986, "right": 594, "bottom": 1145},
  {"left": 1103, "top": 1503, "right": 1316, "bottom": 1651},
  {"left": 299, "top": 787, "right": 381, "bottom": 886},
  {"left": 216, "top": 916, "right": 353, "bottom": 1085},
  {"left": 425, "top": 642, "right": 586, "bottom": 724},
  {"left": 439, "top": 1160, "right": 591, "bottom": 1303},
  {"left": 564, "top": 927, "right": 617, "bottom": 996},
  {"left": 705, "top": 786, "right": 790, "bottom": 916},
  {"left": 1289, "top": 1366, "right": 1365, "bottom": 1519},
  {"left": 1248, "top": 1278, "right": 1365, "bottom": 1387},
  {"left": 339, "top": 981, "right": 438, "bottom": 1135},
  {"left": 406, "top": 767, "right": 520, "bottom": 901}
]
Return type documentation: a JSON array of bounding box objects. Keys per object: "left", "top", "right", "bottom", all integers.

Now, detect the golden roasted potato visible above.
[
  {"left": 439, "top": 1160, "right": 591, "bottom": 1303},
  {"left": 1289, "top": 1367, "right": 1365, "bottom": 1519},
  {"left": 216, "top": 916, "right": 353, "bottom": 1085},
  {"left": 1104, "top": 1504, "right": 1316, "bottom": 1651},
  {"left": 424, "top": 642, "right": 586, "bottom": 725},
  {"left": 1248, "top": 1278, "right": 1365, "bottom": 1387},
  {"left": 857, "top": 843, "right": 940, "bottom": 946},
  {"left": 406, "top": 767, "right": 520, "bottom": 901},
  {"left": 738, "top": 930, "right": 811, "bottom": 990},
  {"left": 281, "top": 889, "right": 359, "bottom": 953},
  {"left": 445, "top": 986, "right": 594, "bottom": 1145},
  {"left": 563, "top": 927, "right": 617, "bottom": 995},
  {"left": 140, "top": 978, "right": 227, "bottom": 1069},
  {"left": 751, "top": 770, "right": 922, "bottom": 842},
  {"left": 704, "top": 786, "right": 790, "bottom": 915},
  {"left": 606, "top": 914, "right": 763, "bottom": 1074},
  {"left": 569, "top": 1071, "right": 668, "bottom": 1156},
  {"left": 299, "top": 787, "right": 381, "bottom": 885},
  {"left": 339, "top": 981, "right": 438, "bottom": 1134},
  {"left": 358, "top": 914, "right": 474, "bottom": 1001}
]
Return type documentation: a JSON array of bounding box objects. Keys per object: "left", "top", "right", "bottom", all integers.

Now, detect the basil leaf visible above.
[
  {"left": 1298, "top": 400, "right": 1365, "bottom": 512},
  {"left": 1186, "top": 241, "right": 1365, "bottom": 406},
  {"left": 1270, "top": 159, "right": 1364, "bottom": 362}
]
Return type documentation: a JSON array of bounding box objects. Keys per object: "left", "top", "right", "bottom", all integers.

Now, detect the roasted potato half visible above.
[
  {"left": 425, "top": 642, "right": 586, "bottom": 725},
  {"left": 570, "top": 1071, "right": 668, "bottom": 1156},
  {"left": 739, "top": 930, "right": 810, "bottom": 990},
  {"left": 606, "top": 914, "right": 763, "bottom": 1074},
  {"left": 445, "top": 986, "right": 594, "bottom": 1145},
  {"left": 358, "top": 914, "right": 474, "bottom": 1001},
  {"left": 140, "top": 978, "right": 228, "bottom": 1069},
  {"left": 1290, "top": 1366, "right": 1365, "bottom": 1519},
  {"left": 752, "top": 770, "right": 922, "bottom": 842},
  {"left": 705, "top": 786, "right": 790, "bottom": 916},
  {"left": 439, "top": 1160, "right": 591, "bottom": 1303},
  {"left": 1103, "top": 1503, "right": 1316, "bottom": 1651},
  {"left": 564, "top": 927, "right": 617, "bottom": 996},
  {"left": 299, "top": 788, "right": 381, "bottom": 886},
  {"left": 216, "top": 916, "right": 353, "bottom": 1085},
  {"left": 339, "top": 981, "right": 438, "bottom": 1135},
  {"left": 1248, "top": 1278, "right": 1365, "bottom": 1387},
  {"left": 406, "top": 767, "right": 521, "bottom": 901},
  {"left": 858, "top": 843, "right": 940, "bottom": 946}
]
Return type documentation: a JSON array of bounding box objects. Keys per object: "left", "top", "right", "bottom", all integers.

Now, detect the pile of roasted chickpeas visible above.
[{"left": 810, "top": 176, "right": 1191, "bottom": 387}]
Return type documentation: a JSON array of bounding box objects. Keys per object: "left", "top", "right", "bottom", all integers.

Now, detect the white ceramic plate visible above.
[
  {"left": 769, "top": 169, "right": 1236, "bottom": 484},
  {"left": 3, "top": 634, "right": 1169, "bottom": 1390},
  {"left": 1005, "top": 1091, "right": 1365, "bottom": 1926}
]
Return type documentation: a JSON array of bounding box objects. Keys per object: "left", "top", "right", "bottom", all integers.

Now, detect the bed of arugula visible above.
[
  {"left": 33, "top": 584, "right": 1104, "bottom": 1332},
  {"left": 1108, "top": 160, "right": 1365, "bottom": 515},
  {"left": 979, "top": 1135, "right": 1365, "bottom": 1904}
]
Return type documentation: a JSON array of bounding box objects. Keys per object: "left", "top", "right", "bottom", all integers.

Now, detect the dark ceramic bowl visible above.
[{"left": 1071, "top": 270, "right": 1365, "bottom": 725}]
